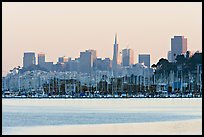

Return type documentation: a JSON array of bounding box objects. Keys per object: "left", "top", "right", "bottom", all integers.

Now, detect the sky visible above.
[{"left": 2, "top": 2, "right": 202, "bottom": 76}]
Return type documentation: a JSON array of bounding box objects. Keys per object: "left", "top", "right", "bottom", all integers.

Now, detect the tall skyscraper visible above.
[
  {"left": 171, "top": 36, "right": 187, "bottom": 62},
  {"left": 112, "top": 33, "right": 119, "bottom": 75},
  {"left": 87, "top": 49, "right": 97, "bottom": 69},
  {"left": 138, "top": 54, "right": 150, "bottom": 68},
  {"left": 23, "top": 52, "right": 36, "bottom": 68},
  {"left": 87, "top": 49, "right": 97, "bottom": 61},
  {"left": 79, "top": 50, "right": 93, "bottom": 74},
  {"left": 38, "top": 53, "right": 45, "bottom": 66},
  {"left": 122, "top": 48, "right": 134, "bottom": 67}
]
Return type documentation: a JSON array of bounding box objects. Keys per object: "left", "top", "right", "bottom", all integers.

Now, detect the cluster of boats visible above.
[{"left": 2, "top": 90, "right": 202, "bottom": 98}]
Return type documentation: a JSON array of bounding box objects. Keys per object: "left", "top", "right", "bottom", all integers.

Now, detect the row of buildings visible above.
[
  {"left": 2, "top": 62, "right": 202, "bottom": 96},
  {"left": 22, "top": 34, "right": 151, "bottom": 75},
  {"left": 2, "top": 64, "right": 151, "bottom": 94},
  {"left": 3, "top": 34, "right": 153, "bottom": 93},
  {"left": 23, "top": 35, "right": 192, "bottom": 76}
]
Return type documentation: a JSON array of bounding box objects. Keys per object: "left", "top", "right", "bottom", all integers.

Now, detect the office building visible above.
[
  {"left": 138, "top": 54, "right": 150, "bottom": 68},
  {"left": 79, "top": 50, "right": 93, "bottom": 74},
  {"left": 171, "top": 36, "right": 187, "bottom": 62},
  {"left": 87, "top": 49, "right": 97, "bottom": 61},
  {"left": 23, "top": 52, "right": 36, "bottom": 68},
  {"left": 122, "top": 48, "right": 134, "bottom": 67},
  {"left": 38, "top": 53, "right": 45, "bottom": 66}
]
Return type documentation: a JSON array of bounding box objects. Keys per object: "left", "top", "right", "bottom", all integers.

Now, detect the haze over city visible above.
[
  {"left": 2, "top": 2, "right": 202, "bottom": 135},
  {"left": 2, "top": 2, "right": 202, "bottom": 76}
]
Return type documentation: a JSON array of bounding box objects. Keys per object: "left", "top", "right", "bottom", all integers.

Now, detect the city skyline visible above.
[{"left": 2, "top": 2, "right": 202, "bottom": 76}]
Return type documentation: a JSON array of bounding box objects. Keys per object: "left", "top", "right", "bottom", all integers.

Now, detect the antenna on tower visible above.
[{"left": 115, "top": 32, "right": 117, "bottom": 44}]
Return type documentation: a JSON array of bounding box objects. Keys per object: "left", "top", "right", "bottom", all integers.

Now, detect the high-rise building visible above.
[
  {"left": 112, "top": 33, "right": 119, "bottom": 75},
  {"left": 79, "top": 50, "right": 93, "bottom": 74},
  {"left": 122, "top": 48, "right": 134, "bottom": 67},
  {"left": 87, "top": 49, "right": 97, "bottom": 69},
  {"left": 38, "top": 53, "right": 45, "bottom": 66},
  {"left": 87, "top": 49, "right": 97, "bottom": 61},
  {"left": 138, "top": 54, "right": 150, "bottom": 68},
  {"left": 171, "top": 36, "right": 187, "bottom": 62},
  {"left": 23, "top": 52, "right": 36, "bottom": 68}
]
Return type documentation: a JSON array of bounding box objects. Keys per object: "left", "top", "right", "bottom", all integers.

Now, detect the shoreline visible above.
[{"left": 4, "top": 119, "right": 202, "bottom": 135}]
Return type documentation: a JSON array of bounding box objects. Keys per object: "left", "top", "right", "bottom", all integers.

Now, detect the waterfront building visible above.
[
  {"left": 171, "top": 36, "right": 187, "bottom": 62},
  {"left": 138, "top": 54, "right": 150, "bottom": 68},
  {"left": 122, "top": 48, "right": 134, "bottom": 67},
  {"left": 23, "top": 52, "right": 36, "bottom": 68}
]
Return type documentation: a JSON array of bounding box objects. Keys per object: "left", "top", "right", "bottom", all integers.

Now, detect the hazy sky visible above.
[{"left": 2, "top": 2, "right": 202, "bottom": 75}]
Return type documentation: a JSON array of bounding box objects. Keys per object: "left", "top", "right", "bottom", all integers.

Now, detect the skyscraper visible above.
[
  {"left": 122, "top": 48, "right": 134, "bottom": 67},
  {"left": 171, "top": 36, "right": 187, "bottom": 62},
  {"left": 112, "top": 33, "right": 119, "bottom": 75},
  {"left": 38, "top": 53, "right": 45, "bottom": 66},
  {"left": 138, "top": 54, "right": 150, "bottom": 68},
  {"left": 79, "top": 50, "right": 93, "bottom": 74},
  {"left": 87, "top": 49, "right": 97, "bottom": 62},
  {"left": 23, "top": 52, "right": 36, "bottom": 68}
]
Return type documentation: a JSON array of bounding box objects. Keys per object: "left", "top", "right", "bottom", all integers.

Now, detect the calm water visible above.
[{"left": 2, "top": 98, "right": 202, "bottom": 134}]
